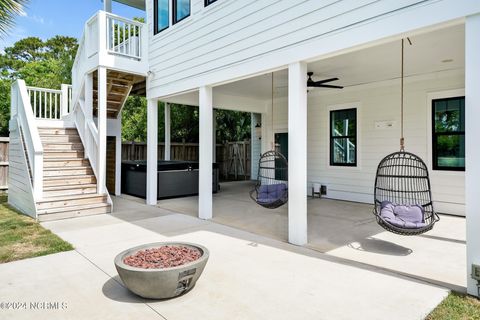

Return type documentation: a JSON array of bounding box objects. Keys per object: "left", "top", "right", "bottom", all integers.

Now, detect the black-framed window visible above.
[
  {"left": 330, "top": 108, "right": 357, "bottom": 166},
  {"left": 173, "top": 0, "right": 190, "bottom": 24},
  {"left": 432, "top": 96, "right": 465, "bottom": 171},
  {"left": 154, "top": 0, "right": 169, "bottom": 34},
  {"left": 205, "top": 0, "right": 217, "bottom": 6}
]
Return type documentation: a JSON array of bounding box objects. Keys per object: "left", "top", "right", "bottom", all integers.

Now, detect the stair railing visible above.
[{"left": 11, "top": 80, "right": 43, "bottom": 198}]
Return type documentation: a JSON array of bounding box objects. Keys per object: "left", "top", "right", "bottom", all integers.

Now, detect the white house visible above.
[{"left": 8, "top": 0, "right": 480, "bottom": 296}]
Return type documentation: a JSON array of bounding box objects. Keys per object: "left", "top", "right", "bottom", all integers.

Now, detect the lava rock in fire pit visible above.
[{"left": 114, "top": 242, "right": 209, "bottom": 299}]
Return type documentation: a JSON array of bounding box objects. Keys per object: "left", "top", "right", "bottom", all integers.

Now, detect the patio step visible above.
[
  {"left": 43, "top": 166, "right": 93, "bottom": 177},
  {"left": 43, "top": 184, "right": 97, "bottom": 198},
  {"left": 43, "top": 174, "right": 96, "bottom": 186},
  {"left": 38, "top": 127, "right": 78, "bottom": 135},
  {"left": 37, "top": 202, "right": 111, "bottom": 221},
  {"left": 44, "top": 150, "right": 85, "bottom": 159},
  {"left": 37, "top": 194, "right": 108, "bottom": 210},
  {"left": 42, "top": 142, "right": 84, "bottom": 151},
  {"left": 44, "top": 158, "right": 90, "bottom": 168},
  {"left": 40, "top": 134, "right": 81, "bottom": 143}
]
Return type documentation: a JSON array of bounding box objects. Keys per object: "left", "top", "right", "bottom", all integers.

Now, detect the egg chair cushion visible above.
[
  {"left": 380, "top": 201, "right": 427, "bottom": 229},
  {"left": 257, "top": 183, "right": 287, "bottom": 204}
]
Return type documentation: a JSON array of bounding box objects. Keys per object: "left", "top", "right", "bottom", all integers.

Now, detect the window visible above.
[
  {"left": 432, "top": 96, "right": 465, "bottom": 171},
  {"left": 154, "top": 0, "right": 169, "bottom": 34},
  {"left": 205, "top": 0, "right": 217, "bottom": 6},
  {"left": 173, "top": 0, "right": 190, "bottom": 24},
  {"left": 330, "top": 108, "right": 357, "bottom": 166}
]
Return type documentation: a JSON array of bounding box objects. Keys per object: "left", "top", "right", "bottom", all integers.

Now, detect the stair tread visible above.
[
  {"left": 44, "top": 158, "right": 87, "bottom": 162},
  {"left": 44, "top": 184, "right": 97, "bottom": 191},
  {"left": 44, "top": 166, "right": 91, "bottom": 170},
  {"left": 37, "top": 202, "right": 111, "bottom": 215},
  {"left": 43, "top": 174, "right": 95, "bottom": 181},
  {"left": 37, "top": 193, "right": 107, "bottom": 203}
]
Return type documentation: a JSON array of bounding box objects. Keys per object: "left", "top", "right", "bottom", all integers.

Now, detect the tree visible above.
[
  {"left": 0, "top": 0, "right": 28, "bottom": 38},
  {"left": 0, "top": 35, "right": 78, "bottom": 136}
]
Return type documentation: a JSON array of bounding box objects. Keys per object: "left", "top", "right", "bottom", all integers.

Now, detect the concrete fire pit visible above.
[{"left": 114, "top": 242, "right": 209, "bottom": 299}]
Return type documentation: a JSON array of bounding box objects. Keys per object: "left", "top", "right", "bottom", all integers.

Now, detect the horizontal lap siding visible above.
[
  {"left": 8, "top": 126, "right": 37, "bottom": 218},
  {"left": 270, "top": 73, "right": 465, "bottom": 215},
  {"left": 147, "top": 0, "right": 425, "bottom": 92}
]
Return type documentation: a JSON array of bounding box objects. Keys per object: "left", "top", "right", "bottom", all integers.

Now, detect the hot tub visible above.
[{"left": 121, "top": 160, "right": 220, "bottom": 199}]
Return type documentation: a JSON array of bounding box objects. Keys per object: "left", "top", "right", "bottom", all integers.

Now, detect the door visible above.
[
  {"left": 275, "top": 133, "right": 288, "bottom": 180},
  {"left": 106, "top": 136, "right": 116, "bottom": 194}
]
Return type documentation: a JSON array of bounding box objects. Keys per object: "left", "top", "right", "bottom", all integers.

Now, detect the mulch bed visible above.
[{"left": 123, "top": 245, "right": 202, "bottom": 269}]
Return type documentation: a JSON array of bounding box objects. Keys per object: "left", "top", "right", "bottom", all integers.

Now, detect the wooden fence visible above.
[
  {"left": 0, "top": 138, "right": 8, "bottom": 192},
  {"left": 0, "top": 138, "right": 251, "bottom": 191},
  {"left": 122, "top": 140, "right": 251, "bottom": 180}
]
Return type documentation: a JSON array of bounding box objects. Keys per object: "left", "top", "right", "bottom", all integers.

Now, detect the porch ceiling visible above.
[
  {"left": 113, "top": 0, "right": 145, "bottom": 10},
  {"left": 215, "top": 23, "right": 465, "bottom": 101}
]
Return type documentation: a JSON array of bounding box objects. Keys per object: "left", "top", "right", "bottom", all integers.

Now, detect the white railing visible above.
[
  {"left": 11, "top": 80, "right": 43, "bottom": 198},
  {"left": 73, "top": 98, "right": 99, "bottom": 181},
  {"left": 27, "top": 87, "right": 62, "bottom": 120},
  {"left": 106, "top": 13, "right": 143, "bottom": 60},
  {"left": 27, "top": 85, "right": 73, "bottom": 120}
]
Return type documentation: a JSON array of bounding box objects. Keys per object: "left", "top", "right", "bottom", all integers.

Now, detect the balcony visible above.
[{"left": 72, "top": 11, "right": 148, "bottom": 99}]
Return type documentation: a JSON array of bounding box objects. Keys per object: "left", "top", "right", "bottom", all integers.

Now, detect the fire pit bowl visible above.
[{"left": 114, "top": 242, "right": 209, "bottom": 299}]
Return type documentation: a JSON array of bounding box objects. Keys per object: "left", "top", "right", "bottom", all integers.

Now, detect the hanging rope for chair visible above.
[
  {"left": 250, "top": 73, "right": 289, "bottom": 209},
  {"left": 373, "top": 39, "right": 439, "bottom": 235}
]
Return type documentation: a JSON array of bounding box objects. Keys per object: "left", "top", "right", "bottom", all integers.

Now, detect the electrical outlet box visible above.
[{"left": 471, "top": 264, "right": 480, "bottom": 281}]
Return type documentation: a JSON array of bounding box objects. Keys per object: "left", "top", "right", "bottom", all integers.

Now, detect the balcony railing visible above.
[{"left": 27, "top": 84, "right": 73, "bottom": 120}]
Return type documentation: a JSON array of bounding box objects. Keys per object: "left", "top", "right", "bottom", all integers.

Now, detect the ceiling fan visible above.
[{"left": 307, "top": 72, "right": 344, "bottom": 89}]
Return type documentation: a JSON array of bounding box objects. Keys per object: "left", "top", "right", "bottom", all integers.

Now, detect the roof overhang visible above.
[{"left": 113, "top": 0, "right": 145, "bottom": 10}]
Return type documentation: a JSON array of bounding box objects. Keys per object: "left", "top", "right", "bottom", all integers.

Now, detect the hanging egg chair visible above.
[
  {"left": 249, "top": 150, "right": 288, "bottom": 209},
  {"left": 373, "top": 39, "right": 440, "bottom": 235}
]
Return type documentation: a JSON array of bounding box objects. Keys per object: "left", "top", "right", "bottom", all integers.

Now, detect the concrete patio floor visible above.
[
  {"left": 155, "top": 181, "right": 467, "bottom": 292},
  {"left": 0, "top": 196, "right": 451, "bottom": 320}
]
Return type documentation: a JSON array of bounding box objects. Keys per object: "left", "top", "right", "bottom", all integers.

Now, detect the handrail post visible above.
[
  {"left": 61, "top": 84, "right": 69, "bottom": 117},
  {"left": 98, "top": 11, "right": 107, "bottom": 64}
]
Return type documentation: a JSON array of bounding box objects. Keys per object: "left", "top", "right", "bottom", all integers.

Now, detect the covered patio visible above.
[
  {"left": 143, "top": 18, "right": 479, "bottom": 296},
  {"left": 149, "top": 180, "right": 466, "bottom": 292}
]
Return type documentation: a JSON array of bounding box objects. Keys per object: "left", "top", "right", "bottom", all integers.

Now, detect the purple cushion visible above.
[
  {"left": 257, "top": 183, "right": 287, "bottom": 204},
  {"left": 380, "top": 201, "right": 426, "bottom": 229}
]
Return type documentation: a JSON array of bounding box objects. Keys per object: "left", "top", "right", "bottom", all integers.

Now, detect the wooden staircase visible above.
[
  {"left": 92, "top": 70, "right": 144, "bottom": 118},
  {"left": 37, "top": 127, "right": 111, "bottom": 221}
]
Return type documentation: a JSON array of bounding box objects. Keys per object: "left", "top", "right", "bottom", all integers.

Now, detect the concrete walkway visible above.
[{"left": 0, "top": 196, "right": 449, "bottom": 320}]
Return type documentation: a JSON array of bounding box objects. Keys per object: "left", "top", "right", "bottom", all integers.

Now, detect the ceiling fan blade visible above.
[
  {"left": 315, "top": 77, "right": 339, "bottom": 84},
  {"left": 317, "top": 84, "right": 344, "bottom": 89}
]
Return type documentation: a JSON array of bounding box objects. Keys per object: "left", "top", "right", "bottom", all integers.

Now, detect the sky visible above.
[{"left": 1, "top": 0, "right": 145, "bottom": 51}]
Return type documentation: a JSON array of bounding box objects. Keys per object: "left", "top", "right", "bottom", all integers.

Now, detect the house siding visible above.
[
  {"left": 8, "top": 122, "right": 37, "bottom": 218},
  {"left": 269, "top": 70, "right": 465, "bottom": 216},
  {"left": 146, "top": 0, "right": 479, "bottom": 98}
]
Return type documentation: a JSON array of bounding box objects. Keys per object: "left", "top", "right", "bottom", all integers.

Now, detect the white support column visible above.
[
  {"left": 104, "top": 0, "right": 112, "bottom": 12},
  {"left": 115, "top": 113, "right": 122, "bottom": 196},
  {"left": 164, "top": 103, "right": 171, "bottom": 161},
  {"left": 199, "top": 86, "right": 213, "bottom": 220},
  {"left": 213, "top": 109, "right": 217, "bottom": 162},
  {"left": 288, "top": 62, "right": 308, "bottom": 246},
  {"left": 466, "top": 13, "right": 480, "bottom": 297},
  {"left": 97, "top": 67, "right": 107, "bottom": 194},
  {"left": 147, "top": 99, "right": 158, "bottom": 205}
]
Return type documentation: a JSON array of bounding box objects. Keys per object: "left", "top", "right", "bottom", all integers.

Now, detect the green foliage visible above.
[
  {"left": 0, "top": 0, "right": 28, "bottom": 38},
  {"left": 0, "top": 195, "right": 73, "bottom": 263},
  {"left": 121, "top": 96, "right": 251, "bottom": 143},
  {"left": 427, "top": 292, "right": 480, "bottom": 320},
  {"left": 0, "top": 35, "right": 78, "bottom": 136}
]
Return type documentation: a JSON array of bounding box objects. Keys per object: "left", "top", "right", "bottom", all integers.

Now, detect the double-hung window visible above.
[
  {"left": 330, "top": 108, "right": 357, "bottom": 166},
  {"left": 154, "top": 0, "right": 169, "bottom": 34},
  {"left": 173, "top": 0, "right": 190, "bottom": 24},
  {"left": 205, "top": 0, "right": 217, "bottom": 6},
  {"left": 432, "top": 97, "right": 465, "bottom": 171}
]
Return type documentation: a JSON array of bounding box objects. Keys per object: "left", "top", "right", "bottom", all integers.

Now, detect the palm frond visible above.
[{"left": 0, "top": 0, "right": 28, "bottom": 38}]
